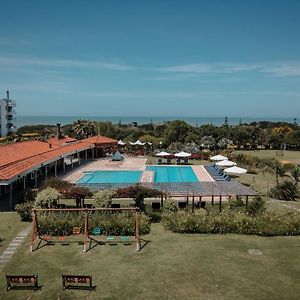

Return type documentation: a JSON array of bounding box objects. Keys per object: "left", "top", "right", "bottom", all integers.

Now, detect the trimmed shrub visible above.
[
  {"left": 163, "top": 200, "right": 178, "bottom": 212},
  {"left": 94, "top": 190, "right": 116, "bottom": 208},
  {"left": 228, "top": 196, "right": 244, "bottom": 209},
  {"left": 162, "top": 209, "right": 300, "bottom": 236},
  {"left": 35, "top": 187, "right": 61, "bottom": 208},
  {"left": 15, "top": 202, "right": 34, "bottom": 221},
  {"left": 36, "top": 211, "right": 151, "bottom": 236}
]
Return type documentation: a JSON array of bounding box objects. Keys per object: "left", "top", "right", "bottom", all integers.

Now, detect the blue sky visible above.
[{"left": 0, "top": 0, "right": 300, "bottom": 117}]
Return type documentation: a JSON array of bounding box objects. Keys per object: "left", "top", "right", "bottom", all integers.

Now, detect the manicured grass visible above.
[
  {"left": 237, "top": 172, "right": 300, "bottom": 205},
  {"left": 0, "top": 212, "right": 28, "bottom": 254},
  {"left": 1, "top": 222, "right": 300, "bottom": 300},
  {"left": 236, "top": 150, "right": 300, "bottom": 165}
]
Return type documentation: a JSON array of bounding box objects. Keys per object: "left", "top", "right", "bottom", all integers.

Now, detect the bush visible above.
[
  {"left": 269, "top": 180, "right": 298, "bottom": 201},
  {"left": 147, "top": 211, "right": 162, "bottom": 223},
  {"left": 228, "top": 196, "right": 244, "bottom": 209},
  {"left": 162, "top": 209, "right": 300, "bottom": 236},
  {"left": 15, "top": 202, "right": 34, "bottom": 221},
  {"left": 94, "top": 190, "right": 116, "bottom": 208},
  {"left": 42, "top": 178, "right": 73, "bottom": 192},
  {"left": 245, "top": 196, "right": 265, "bottom": 216},
  {"left": 35, "top": 187, "right": 61, "bottom": 208},
  {"left": 163, "top": 200, "right": 178, "bottom": 212}
]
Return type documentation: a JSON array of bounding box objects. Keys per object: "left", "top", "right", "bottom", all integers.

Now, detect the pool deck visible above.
[
  {"left": 62, "top": 157, "right": 147, "bottom": 183},
  {"left": 191, "top": 165, "right": 214, "bottom": 182}
]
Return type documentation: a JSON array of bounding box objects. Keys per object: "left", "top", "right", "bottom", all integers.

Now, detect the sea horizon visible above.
[{"left": 14, "top": 115, "right": 297, "bottom": 128}]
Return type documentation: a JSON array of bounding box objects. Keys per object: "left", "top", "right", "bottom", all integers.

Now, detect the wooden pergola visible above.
[{"left": 76, "top": 181, "right": 257, "bottom": 212}]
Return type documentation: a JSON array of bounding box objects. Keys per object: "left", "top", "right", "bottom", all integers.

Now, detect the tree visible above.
[
  {"left": 94, "top": 190, "right": 116, "bottom": 208},
  {"left": 291, "top": 166, "right": 300, "bottom": 183},
  {"left": 72, "top": 119, "right": 96, "bottom": 139},
  {"left": 274, "top": 161, "right": 287, "bottom": 187},
  {"left": 164, "top": 120, "right": 190, "bottom": 145},
  {"left": 35, "top": 187, "right": 61, "bottom": 208}
]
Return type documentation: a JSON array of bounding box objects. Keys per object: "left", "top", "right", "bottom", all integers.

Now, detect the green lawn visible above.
[
  {"left": 0, "top": 213, "right": 28, "bottom": 254},
  {"left": 0, "top": 222, "right": 300, "bottom": 300},
  {"left": 237, "top": 171, "right": 300, "bottom": 205},
  {"left": 236, "top": 150, "right": 300, "bottom": 165}
]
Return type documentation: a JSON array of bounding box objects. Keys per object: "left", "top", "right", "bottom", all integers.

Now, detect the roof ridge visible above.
[{"left": 0, "top": 141, "right": 89, "bottom": 171}]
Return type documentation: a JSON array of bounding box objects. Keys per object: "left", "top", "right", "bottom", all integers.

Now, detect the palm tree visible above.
[
  {"left": 291, "top": 166, "right": 300, "bottom": 183},
  {"left": 72, "top": 119, "right": 96, "bottom": 139}
]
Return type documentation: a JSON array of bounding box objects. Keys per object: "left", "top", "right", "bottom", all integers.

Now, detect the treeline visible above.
[{"left": 15, "top": 119, "right": 300, "bottom": 150}]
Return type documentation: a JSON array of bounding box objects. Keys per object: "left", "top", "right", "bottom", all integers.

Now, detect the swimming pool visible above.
[
  {"left": 77, "top": 171, "right": 142, "bottom": 184},
  {"left": 146, "top": 166, "right": 199, "bottom": 183}
]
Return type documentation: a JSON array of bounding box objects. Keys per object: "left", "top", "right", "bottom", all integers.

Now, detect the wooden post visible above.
[
  {"left": 92, "top": 148, "right": 95, "bottom": 159},
  {"left": 83, "top": 209, "right": 88, "bottom": 252},
  {"left": 71, "top": 156, "right": 74, "bottom": 169},
  {"left": 246, "top": 195, "right": 249, "bottom": 206},
  {"left": 160, "top": 194, "right": 164, "bottom": 207},
  {"left": 45, "top": 165, "right": 48, "bottom": 180},
  {"left": 30, "top": 210, "right": 37, "bottom": 252},
  {"left": 9, "top": 183, "right": 12, "bottom": 211},
  {"left": 211, "top": 196, "right": 214, "bottom": 205},
  {"left": 219, "top": 196, "right": 222, "bottom": 212},
  {"left": 192, "top": 196, "right": 195, "bottom": 212},
  {"left": 199, "top": 196, "right": 202, "bottom": 208},
  {"left": 34, "top": 171, "right": 38, "bottom": 188},
  {"left": 54, "top": 161, "right": 57, "bottom": 177},
  {"left": 77, "top": 151, "right": 81, "bottom": 166},
  {"left": 186, "top": 196, "right": 189, "bottom": 206},
  {"left": 85, "top": 149, "right": 88, "bottom": 161},
  {"left": 135, "top": 210, "right": 141, "bottom": 252},
  {"left": 23, "top": 176, "right": 26, "bottom": 190},
  {"left": 63, "top": 158, "right": 66, "bottom": 172}
]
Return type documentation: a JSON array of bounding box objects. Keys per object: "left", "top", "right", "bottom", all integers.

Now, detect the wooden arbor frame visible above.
[{"left": 30, "top": 207, "right": 141, "bottom": 253}]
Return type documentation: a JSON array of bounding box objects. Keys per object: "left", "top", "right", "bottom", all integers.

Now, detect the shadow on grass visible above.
[{"left": 7, "top": 285, "right": 43, "bottom": 291}]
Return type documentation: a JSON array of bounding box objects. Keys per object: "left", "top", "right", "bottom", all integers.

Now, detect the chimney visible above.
[
  {"left": 56, "top": 123, "right": 62, "bottom": 139},
  {"left": 6, "top": 90, "right": 9, "bottom": 100}
]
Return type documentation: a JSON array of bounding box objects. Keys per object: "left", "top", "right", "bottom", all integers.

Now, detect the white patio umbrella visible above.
[
  {"left": 156, "top": 151, "right": 171, "bottom": 157},
  {"left": 117, "top": 140, "right": 126, "bottom": 146},
  {"left": 174, "top": 151, "right": 191, "bottom": 158},
  {"left": 134, "top": 139, "right": 145, "bottom": 146},
  {"left": 224, "top": 166, "right": 247, "bottom": 175},
  {"left": 215, "top": 160, "right": 237, "bottom": 167},
  {"left": 210, "top": 154, "right": 228, "bottom": 161}
]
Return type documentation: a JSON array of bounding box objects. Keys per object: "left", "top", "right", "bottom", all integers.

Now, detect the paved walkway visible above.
[{"left": 0, "top": 226, "right": 31, "bottom": 271}]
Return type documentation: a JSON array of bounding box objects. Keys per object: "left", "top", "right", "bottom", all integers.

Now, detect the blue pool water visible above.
[
  {"left": 77, "top": 171, "right": 142, "bottom": 184},
  {"left": 146, "top": 166, "right": 199, "bottom": 183}
]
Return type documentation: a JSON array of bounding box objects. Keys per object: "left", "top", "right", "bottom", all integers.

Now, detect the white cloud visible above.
[
  {"left": 156, "top": 61, "right": 300, "bottom": 77},
  {"left": 0, "top": 56, "right": 133, "bottom": 71}
]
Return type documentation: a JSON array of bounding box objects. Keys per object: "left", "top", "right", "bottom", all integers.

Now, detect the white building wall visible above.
[{"left": 0, "top": 99, "right": 8, "bottom": 137}]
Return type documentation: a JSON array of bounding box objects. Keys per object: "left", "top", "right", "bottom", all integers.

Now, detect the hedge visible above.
[
  {"left": 162, "top": 209, "right": 300, "bottom": 236},
  {"left": 36, "top": 211, "right": 151, "bottom": 236}
]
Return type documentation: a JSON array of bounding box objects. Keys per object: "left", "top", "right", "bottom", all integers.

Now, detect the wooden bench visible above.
[
  {"left": 62, "top": 275, "right": 94, "bottom": 290},
  {"left": 6, "top": 274, "right": 39, "bottom": 291}
]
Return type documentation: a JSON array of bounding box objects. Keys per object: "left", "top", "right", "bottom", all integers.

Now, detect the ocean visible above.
[{"left": 14, "top": 116, "right": 297, "bottom": 128}]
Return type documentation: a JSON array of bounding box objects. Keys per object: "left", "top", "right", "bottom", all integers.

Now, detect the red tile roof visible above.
[
  {"left": 0, "top": 140, "right": 94, "bottom": 181},
  {"left": 0, "top": 135, "right": 117, "bottom": 182},
  {"left": 82, "top": 135, "right": 117, "bottom": 144},
  {"left": 47, "top": 136, "right": 78, "bottom": 146}
]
